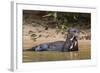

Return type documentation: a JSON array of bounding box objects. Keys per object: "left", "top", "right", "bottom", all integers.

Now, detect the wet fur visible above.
[{"left": 29, "top": 28, "right": 79, "bottom": 52}]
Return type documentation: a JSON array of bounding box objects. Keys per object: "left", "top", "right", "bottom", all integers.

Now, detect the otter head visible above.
[{"left": 67, "top": 28, "right": 79, "bottom": 40}]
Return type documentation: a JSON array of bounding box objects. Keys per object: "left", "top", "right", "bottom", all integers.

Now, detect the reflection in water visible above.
[{"left": 69, "top": 51, "right": 79, "bottom": 60}]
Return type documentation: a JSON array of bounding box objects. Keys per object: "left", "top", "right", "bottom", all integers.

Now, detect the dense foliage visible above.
[{"left": 23, "top": 10, "right": 91, "bottom": 30}]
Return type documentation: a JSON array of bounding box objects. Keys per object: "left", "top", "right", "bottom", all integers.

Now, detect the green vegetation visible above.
[{"left": 23, "top": 10, "right": 91, "bottom": 29}]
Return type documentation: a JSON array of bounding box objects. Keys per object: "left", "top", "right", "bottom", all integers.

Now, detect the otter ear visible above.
[{"left": 67, "top": 28, "right": 71, "bottom": 33}]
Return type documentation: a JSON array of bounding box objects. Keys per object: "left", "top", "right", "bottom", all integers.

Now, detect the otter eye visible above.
[{"left": 73, "top": 31, "right": 76, "bottom": 32}]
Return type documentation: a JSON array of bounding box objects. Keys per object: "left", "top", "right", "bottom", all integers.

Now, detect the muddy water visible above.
[{"left": 23, "top": 40, "right": 91, "bottom": 62}]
